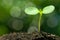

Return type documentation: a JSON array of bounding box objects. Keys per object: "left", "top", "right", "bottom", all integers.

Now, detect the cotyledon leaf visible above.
[
  {"left": 43, "top": 5, "right": 55, "bottom": 14},
  {"left": 25, "top": 7, "right": 39, "bottom": 15}
]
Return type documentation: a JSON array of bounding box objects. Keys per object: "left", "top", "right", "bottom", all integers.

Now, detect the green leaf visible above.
[
  {"left": 25, "top": 7, "right": 39, "bottom": 15},
  {"left": 43, "top": 5, "right": 55, "bottom": 14}
]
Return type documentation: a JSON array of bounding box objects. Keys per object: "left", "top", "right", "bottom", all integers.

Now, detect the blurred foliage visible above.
[{"left": 0, "top": 25, "right": 9, "bottom": 36}]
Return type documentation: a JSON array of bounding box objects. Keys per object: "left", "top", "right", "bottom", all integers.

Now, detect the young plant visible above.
[{"left": 24, "top": 5, "right": 55, "bottom": 32}]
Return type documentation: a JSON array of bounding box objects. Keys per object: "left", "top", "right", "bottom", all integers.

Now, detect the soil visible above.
[{"left": 0, "top": 31, "right": 60, "bottom": 40}]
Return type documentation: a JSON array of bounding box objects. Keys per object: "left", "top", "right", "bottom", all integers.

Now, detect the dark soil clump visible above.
[{"left": 0, "top": 31, "right": 60, "bottom": 40}]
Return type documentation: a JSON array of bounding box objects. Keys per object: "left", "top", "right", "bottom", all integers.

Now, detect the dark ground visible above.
[{"left": 0, "top": 31, "right": 60, "bottom": 40}]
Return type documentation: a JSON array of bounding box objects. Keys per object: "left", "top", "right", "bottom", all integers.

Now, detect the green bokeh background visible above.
[{"left": 0, "top": 0, "right": 60, "bottom": 36}]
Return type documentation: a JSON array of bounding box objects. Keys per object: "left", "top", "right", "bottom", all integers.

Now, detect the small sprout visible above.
[
  {"left": 25, "top": 7, "right": 39, "bottom": 15},
  {"left": 24, "top": 5, "right": 55, "bottom": 32},
  {"left": 43, "top": 5, "right": 55, "bottom": 14},
  {"left": 10, "top": 6, "right": 21, "bottom": 18}
]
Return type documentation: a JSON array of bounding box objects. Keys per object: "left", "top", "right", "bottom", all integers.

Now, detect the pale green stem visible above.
[{"left": 38, "top": 10, "right": 43, "bottom": 32}]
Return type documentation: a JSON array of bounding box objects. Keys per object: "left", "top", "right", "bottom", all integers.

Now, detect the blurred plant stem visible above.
[{"left": 38, "top": 9, "right": 43, "bottom": 32}]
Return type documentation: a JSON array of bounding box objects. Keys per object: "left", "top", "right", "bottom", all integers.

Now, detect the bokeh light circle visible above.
[
  {"left": 27, "top": 26, "right": 38, "bottom": 33},
  {"left": 47, "top": 16, "right": 58, "bottom": 28},
  {"left": 10, "top": 6, "right": 21, "bottom": 18}
]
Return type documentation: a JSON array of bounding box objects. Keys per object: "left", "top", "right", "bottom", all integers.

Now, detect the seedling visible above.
[{"left": 24, "top": 5, "right": 55, "bottom": 32}]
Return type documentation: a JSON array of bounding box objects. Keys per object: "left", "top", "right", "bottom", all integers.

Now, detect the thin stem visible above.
[{"left": 38, "top": 9, "right": 43, "bottom": 32}]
